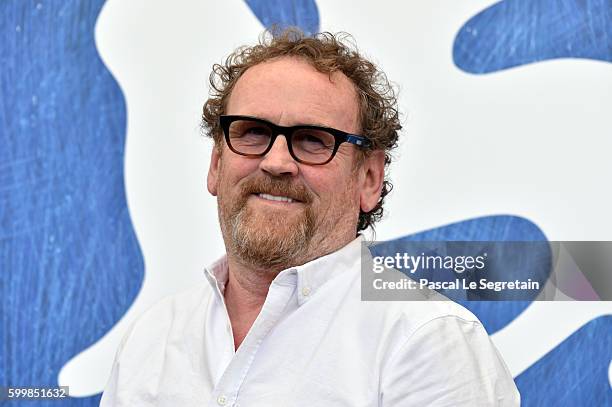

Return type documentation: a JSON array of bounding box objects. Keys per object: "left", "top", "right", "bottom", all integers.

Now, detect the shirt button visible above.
[
  {"left": 302, "top": 286, "right": 311, "bottom": 296},
  {"left": 217, "top": 395, "right": 227, "bottom": 406}
]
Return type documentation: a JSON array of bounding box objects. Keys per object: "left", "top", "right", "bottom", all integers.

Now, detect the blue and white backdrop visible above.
[{"left": 1, "top": 0, "right": 611, "bottom": 405}]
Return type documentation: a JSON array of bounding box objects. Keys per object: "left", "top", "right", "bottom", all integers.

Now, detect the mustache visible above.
[{"left": 239, "top": 176, "right": 312, "bottom": 203}]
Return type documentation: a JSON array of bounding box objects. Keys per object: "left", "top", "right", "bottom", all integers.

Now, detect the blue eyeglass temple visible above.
[{"left": 346, "top": 134, "right": 370, "bottom": 147}]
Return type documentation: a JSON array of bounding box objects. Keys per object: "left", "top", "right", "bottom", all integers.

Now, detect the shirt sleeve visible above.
[
  {"left": 380, "top": 315, "right": 520, "bottom": 406},
  {"left": 99, "top": 320, "right": 138, "bottom": 407}
]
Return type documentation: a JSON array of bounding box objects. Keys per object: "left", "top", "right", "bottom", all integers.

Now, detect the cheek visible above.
[
  {"left": 218, "top": 154, "right": 257, "bottom": 185},
  {"left": 304, "top": 168, "right": 359, "bottom": 207}
]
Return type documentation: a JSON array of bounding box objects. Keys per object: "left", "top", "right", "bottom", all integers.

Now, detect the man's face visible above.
[{"left": 207, "top": 57, "right": 384, "bottom": 270}]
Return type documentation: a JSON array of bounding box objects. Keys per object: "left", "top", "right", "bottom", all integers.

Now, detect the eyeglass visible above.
[{"left": 219, "top": 115, "right": 372, "bottom": 165}]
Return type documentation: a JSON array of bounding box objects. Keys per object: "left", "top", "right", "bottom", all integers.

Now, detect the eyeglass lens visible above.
[{"left": 227, "top": 119, "right": 336, "bottom": 164}]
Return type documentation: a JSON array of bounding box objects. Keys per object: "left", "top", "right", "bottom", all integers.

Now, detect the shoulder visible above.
[
  {"left": 101, "top": 282, "right": 215, "bottom": 405},
  {"left": 386, "top": 298, "right": 481, "bottom": 335},
  {"left": 356, "top": 296, "right": 520, "bottom": 405},
  {"left": 117, "top": 282, "right": 214, "bottom": 359},
  {"left": 356, "top": 292, "right": 520, "bottom": 405},
  {"left": 377, "top": 307, "right": 520, "bottom": 406},
  {"left": 136, "top": 282, "right": 212, "bottom": 325},
  {"left": 348, "top": 266, "right": 483, "bottom": 343}
]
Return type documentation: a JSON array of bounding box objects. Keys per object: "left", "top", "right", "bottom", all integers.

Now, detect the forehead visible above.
[{"left": 226, "top": 57, "right": 360, "bottom": 133}]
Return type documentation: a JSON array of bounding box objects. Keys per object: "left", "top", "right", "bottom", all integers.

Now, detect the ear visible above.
[
  {"left": 207, "top": 145, "right": 221, "bottom": 196},
  {"left": 359, "top": 150, "right": 386, "bottom": 213}
]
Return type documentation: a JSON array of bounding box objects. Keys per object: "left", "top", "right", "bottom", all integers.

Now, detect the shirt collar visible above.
[
  {"left": 203, "top": 235, "right": 365, "bottom": 306},
  {"left": 203, "top": 256, "right": 229, "bottom": 302}
]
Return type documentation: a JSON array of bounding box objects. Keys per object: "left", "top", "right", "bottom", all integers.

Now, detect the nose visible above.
[{"left": 259, "top": 134, "right": 299, "bottom": 177}]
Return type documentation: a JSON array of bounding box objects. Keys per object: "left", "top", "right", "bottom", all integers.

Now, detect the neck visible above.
[
  {"left": 223, "top": 232, "right": 358, "bottom": 349},
  {"left": 223, "top": 257, "right": 275, "bottom": 349}
]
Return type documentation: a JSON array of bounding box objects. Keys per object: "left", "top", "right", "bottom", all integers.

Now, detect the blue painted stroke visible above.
[
  {"left": 244, "top": 0, "right": 319, "bottom": 35},
  {"left": 0, "top": 1, "right": 143, "bottom": 405},
  {"left": 454, "top": 0, "right": 612, "bottom": 73},
  {"left": 516, "top": 315, "right": 612, "bottom": 406},
  {"left": 372, "top": 215, "right": 547, "bottom": 334}
]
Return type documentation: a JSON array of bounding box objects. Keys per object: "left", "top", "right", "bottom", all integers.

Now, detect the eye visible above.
[
  {"left": 242, "top": 125, "right": 269, "bottom": 137},
  {"left": 293, "top": 129, "right": 335, "bottom": 152},
  {"left": 304, "top": 134, "right": 326, "bottom": 145},
  {"left": 228, "top": 120, "right": 272, "bottom": 146}
]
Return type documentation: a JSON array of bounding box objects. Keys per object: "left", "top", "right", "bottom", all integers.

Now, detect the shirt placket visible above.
[{"left": 208, "top": 275, "right": 297, "bottom": 407}]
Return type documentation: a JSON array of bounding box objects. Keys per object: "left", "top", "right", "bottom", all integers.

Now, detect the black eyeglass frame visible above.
[{"left": 219, "top": 115, "right": 372, "bottom": 165}]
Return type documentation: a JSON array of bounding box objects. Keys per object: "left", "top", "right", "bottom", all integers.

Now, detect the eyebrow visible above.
[{"left": 240, "top": 114, "right": 332, "bottom": 129}]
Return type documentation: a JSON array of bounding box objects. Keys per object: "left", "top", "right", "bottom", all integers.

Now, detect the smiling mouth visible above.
[{"left": 254, "top": 193, "right": 301, "bottom": 203}]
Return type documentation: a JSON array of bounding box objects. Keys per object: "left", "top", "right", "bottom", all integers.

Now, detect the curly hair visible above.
[{"left": 202, "top": 28, "right": 401, "bottom": 232}]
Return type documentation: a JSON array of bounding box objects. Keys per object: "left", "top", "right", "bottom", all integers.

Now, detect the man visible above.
[{"left": 101, "top": 30, "right": 520, "bottom": 406}]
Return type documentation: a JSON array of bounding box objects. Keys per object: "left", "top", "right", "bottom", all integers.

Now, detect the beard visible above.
[{"left": 218, "top": 175, "right": 317, "bottom": 270}]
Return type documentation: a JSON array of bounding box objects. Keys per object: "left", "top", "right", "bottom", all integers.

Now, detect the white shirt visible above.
[{"left": 101, "top": 237, "right": 520, "bottom": 406}]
